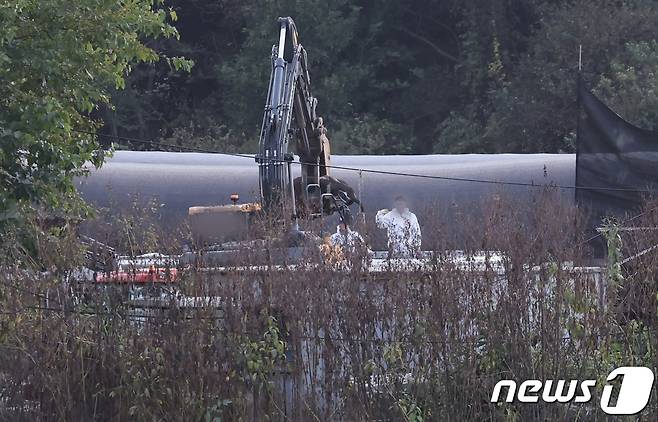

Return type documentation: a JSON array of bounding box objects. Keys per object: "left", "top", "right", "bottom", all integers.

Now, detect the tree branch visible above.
[{"left": 395, "top": 26, "right": 459, "bottom": 63}]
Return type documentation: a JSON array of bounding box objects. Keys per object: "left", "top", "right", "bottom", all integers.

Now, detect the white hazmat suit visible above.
[
  {"left": 330, "top": 226, "right": 365, "bottom": 252},
  {"left": 375, "top": 208, "right": 421, "bottom": 258}
]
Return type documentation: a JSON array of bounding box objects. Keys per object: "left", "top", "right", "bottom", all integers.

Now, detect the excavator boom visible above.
[
  {"left": 256, "top": 17, "right": 332, "bottom": 220},
  {"left": 188, "top": 17, "right": 356, "bottom": 245}
]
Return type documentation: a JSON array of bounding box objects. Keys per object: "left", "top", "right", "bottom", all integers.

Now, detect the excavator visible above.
[
  {"left": 188, "top": 17, "right": 361, "bottom": 245},
  {"left": 83, "top": 17, "right": 363, "bottom": 280},
  {"left": 256, "top": 16, "right": 360, "bottom": 228}
]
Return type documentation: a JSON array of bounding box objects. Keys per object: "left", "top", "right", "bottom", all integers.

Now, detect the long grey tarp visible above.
[{"left": 77, "top": 151, "right": 575, "bottom": 230}]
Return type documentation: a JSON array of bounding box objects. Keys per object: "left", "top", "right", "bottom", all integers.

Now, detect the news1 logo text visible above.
[{"left": 491, "top": 367, "right": 655, "bottom": 415}]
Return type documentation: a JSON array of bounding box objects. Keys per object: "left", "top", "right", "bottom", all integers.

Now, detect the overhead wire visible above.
[
  {"left": 71, "top": 129, "right": 658, "bottom": 245},
  {"left": 579, "top": 203, "right": 658, "bottom": 246},
  {"left": 73, "top": 129, "right": 658, "bottom": 194},
  {"left": 3, "top": 132, "right": 654, "bottom": 339}
]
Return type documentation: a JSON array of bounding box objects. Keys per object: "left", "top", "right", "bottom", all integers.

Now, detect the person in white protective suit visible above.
[
  {"left": 376, "top": 196, "right": 422, "bottom": 258},
  {"left": 330, "top": 221, "right": 365, "bottom": 253}
]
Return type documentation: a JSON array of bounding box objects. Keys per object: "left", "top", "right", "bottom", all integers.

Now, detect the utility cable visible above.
[{"left": 73, "top": 129, "right": 658, "bottom": 194}]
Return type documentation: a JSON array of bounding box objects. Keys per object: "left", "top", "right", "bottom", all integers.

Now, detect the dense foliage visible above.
[
  {"left": 105, "top": 0, "right": 658, "bottom": 155},
  {"left": 0, "top": 0, "right": 190, "bottom": 227}
]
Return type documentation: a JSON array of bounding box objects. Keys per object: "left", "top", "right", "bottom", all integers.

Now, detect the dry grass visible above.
[{"left": 0, "top": 193, "right": 656, "bottom": 421}]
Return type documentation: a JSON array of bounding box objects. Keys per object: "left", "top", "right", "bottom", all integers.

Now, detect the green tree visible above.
[
  {"left": 102, "top": 0, "right": 239, "bottom": 151},
  {"left": 217, "top": 0, "right": 362, "bottom": 150},
  {"left": 0, "top": 0, "right": 191, "bottom": 226},
  {"left": 597, "top": 40, "right": 658, "bottom": 130},
  {"left": 479, "top": 0, "right": 658, "bottom": 153},
  {"left": 97, "top": 0, "right": 658, "bottom": 156}
]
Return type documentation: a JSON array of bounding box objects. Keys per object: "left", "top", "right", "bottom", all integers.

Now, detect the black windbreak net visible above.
[{"left": 576, "top": 79, "right": 658, "bottom": 236}]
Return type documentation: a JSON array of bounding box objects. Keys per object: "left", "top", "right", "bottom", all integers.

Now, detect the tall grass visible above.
[{"left": 0, "top": 193, "right": 656, "bottom": 421}]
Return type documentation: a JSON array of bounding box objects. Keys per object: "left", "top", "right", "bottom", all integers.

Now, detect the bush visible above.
[{"left": 0, "top": 194, "right": 656, "bottom": 420}]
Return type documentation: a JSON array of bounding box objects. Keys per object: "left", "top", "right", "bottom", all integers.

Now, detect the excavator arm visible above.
[
  {"left": 188, "top": 17, "right": 353, "bottom": 245},
  {"left": 256, "top": 17, "right": 333, "bottom": 220}
]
